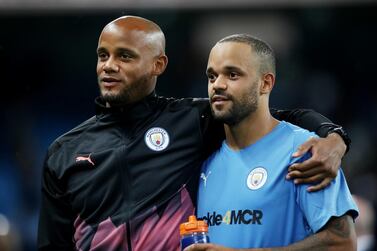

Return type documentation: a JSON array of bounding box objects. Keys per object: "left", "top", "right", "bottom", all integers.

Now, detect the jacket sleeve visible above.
[
  {"left": 38, "top": 154, "right": 75, "bottom": 251},
  {"left": 270, "top": 108, "right": 351, "bottom": 152}
]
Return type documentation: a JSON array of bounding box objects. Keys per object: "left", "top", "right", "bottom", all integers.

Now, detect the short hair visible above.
[{"left": 218, "top": 34, "right": 276, "bottom": 75}]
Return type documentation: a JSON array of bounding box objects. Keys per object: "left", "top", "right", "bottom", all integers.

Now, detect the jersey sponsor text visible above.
[{"left": 202, "top": 209, "right": 263, "bottom": 226}]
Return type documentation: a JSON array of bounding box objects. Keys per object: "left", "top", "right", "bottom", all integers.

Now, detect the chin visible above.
[
  {"left": 212, "top": 111, "right": 228, "bottom": 120},
  {"left": 101, "top": 92, "right": 133, "bottom": 106},
  {"left": 101, "top": 93, "right": 120, "bottom": 103},
  {"left": 102, "top": 90, "right": 124, "bottom": 100},
  {"left": 212, "top": 110, "right": 236, "bottom": 124}
]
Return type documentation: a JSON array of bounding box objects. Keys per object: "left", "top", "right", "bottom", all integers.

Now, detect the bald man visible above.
[
  {"left": 37, "top": 16, "right": 351, "bottom": 251},
  {"left": 97, "top": 16, "right": 167, "bottom": 105}
]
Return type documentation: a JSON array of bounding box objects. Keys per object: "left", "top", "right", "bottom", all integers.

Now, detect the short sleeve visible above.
[{"left": 295, "top": 169, "right": 359, "bottom": 233}]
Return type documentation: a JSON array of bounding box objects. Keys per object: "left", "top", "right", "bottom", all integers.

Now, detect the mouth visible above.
[
  {"left": 211, "top": 94, "right": 230, "bottom": 105},
  {"left": 101, "top": 76, "right": 121, "bottom": 88}
]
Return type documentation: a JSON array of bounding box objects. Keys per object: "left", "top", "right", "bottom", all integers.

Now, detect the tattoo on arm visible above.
[
  {"left": 266, "top": 215, "right": 355, "bottom": 251},
  {"left": 326, "top": 215, "right": 351, "bottom": 239},
  {"left": 316, "top": 214, "right": 355, "bottom": 251}
]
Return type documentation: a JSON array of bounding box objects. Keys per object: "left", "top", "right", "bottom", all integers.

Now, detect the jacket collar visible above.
[{"left": 95, "top": 91, "right": 158, "bottom": 122}]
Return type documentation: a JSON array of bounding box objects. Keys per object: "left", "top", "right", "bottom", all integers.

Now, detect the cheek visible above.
[
  {"left": 139, "top": 58, "right": 155, "bottom": 74},
  {"left": 119, "top": 67, "right": 134, "bottom": 80},
  {"left": 96, "top": 62, "right": 102, "bottom": 75},
  {"left": 121, "top": 62, "right": 140, "bottom": 74}
]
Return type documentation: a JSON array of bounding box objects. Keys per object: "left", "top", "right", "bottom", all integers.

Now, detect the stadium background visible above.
[{"left": 1, "top": 1, "right": 376, "bottom": 250}]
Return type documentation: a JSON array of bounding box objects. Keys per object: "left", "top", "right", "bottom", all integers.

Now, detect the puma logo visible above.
[
  {"left": 200, "top": 171, "right": 212, "bottom": 187},
  {"left": 75, "top": 154, "right": 95, "bottom": 166}
]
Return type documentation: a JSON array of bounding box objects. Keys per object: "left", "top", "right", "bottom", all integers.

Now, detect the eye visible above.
[
  {"left": 229, "top": 72, "right": 239, "bottom": 80},
  {"left": 120, "top": 54, "right": 132, "bottom": 60},
  {"left": 207, "top": 73, "right": 216, "bottom": 83},
  {"left": 97, "top": 52, "right": 108, "bottom": 61}
]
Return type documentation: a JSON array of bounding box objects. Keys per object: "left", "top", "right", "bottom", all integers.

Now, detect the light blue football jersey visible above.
[{"left": 197, "top": 121, "right": 358, "bottom": 248}]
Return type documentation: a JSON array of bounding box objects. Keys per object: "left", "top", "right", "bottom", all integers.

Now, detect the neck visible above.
[
  {"left": 224, "top": 105, "right": 279, "bottom": 150},
  {"left": 104, "top": 90, "right": 156, "bottom": 108}
]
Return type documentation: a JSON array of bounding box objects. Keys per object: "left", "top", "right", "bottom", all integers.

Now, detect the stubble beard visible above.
[
  {"left": 99, "top": 74, "right": 152, "bottom": 106},
  {"left": 211, "top": 82, "right": 259, "bottom": 126}
]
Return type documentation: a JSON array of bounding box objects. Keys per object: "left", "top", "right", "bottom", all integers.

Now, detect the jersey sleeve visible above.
[
  {"left": 295, "top": 167, "right": 359, "bottom": 233},
  {"left": 289, "top": 130, "right": 358, "bottom": 233},
  {"left": 38, "top": 154, "right": 75, "bottom": 251}
]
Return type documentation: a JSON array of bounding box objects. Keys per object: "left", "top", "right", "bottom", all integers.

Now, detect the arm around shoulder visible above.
[{"left": 270, "top": 108, "right": 351, "bottom": 151}]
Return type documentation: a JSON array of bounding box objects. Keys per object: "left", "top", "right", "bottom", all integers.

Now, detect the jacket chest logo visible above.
[{"left": 144, "top": 127, "right": 170, "bottom": 151}]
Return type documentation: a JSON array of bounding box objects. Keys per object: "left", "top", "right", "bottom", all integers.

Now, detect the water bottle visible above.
[{"left": 180, "top": 215, "right": 210, "bottom": 250}]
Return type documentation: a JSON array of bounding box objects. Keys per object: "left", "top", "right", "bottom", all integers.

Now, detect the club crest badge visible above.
[
  {"left": 247, "top": 167, "right": 268, "bottom": 190},
  {"left": 145, "top": 127, "right": 170, "bottom": 151}
]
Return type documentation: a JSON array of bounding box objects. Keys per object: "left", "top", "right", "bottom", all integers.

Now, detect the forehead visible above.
[
  {"left": 98, "top": 24, "right": 150, "bottom": 50},
  {"left": 208, "top": 42, "right": 255, "bottom": 69}
]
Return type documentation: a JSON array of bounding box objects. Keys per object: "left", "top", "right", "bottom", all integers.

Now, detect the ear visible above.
[
  {"left": 260, "top": 73, "right": 275, "bottom": 94},
  {"left": 153, "top": 54, "right": 168, "bottom": 76}
]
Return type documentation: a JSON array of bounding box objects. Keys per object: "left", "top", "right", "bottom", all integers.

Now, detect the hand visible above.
[
  {"left": 286, "top": 133, "right": 347, "bottom": 192},
  {"left": 183, "top": 243, "right": 239, "bottom": 251}
]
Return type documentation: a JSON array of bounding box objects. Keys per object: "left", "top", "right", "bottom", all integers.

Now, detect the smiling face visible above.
[
  {"left": 207, "top": 42, "right": 261, "bottom": 125},
  {"left": 96, "top": 16, "right": 167, "bottom": 105}
]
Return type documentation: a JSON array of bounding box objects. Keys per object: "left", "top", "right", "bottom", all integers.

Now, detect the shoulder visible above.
[
  {"left": 47, "top": 116, "right": 97, "bottom": 157},
  {"left": 155, "top": 95, "right": 210, "bottom": 113},
  {"left": 201, "top": 142, "right": 225, "bottom": 167},
  {"left": 281, "top": 121, "right": 317, "bottom": 148},
  {"left": 279, "top": 121, "right": 317, "bottom": 164}
]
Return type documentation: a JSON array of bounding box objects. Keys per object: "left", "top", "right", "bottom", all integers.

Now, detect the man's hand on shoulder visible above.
[{"left": 286, "top": 133, "right": 347, "bottom": 192}]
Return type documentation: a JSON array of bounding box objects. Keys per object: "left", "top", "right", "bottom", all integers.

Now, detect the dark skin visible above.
[
  {"left": 96, "top": 16, "right": 168, "bottom": 106},
  {"left": 187, "top": 40, "right": 356, "bottom": 251},
  {"left": 96, "top": 16, "right": 346, "bottom": 191},
  {"left": 36, "top": 16, "right": 351, "bottom": 251},
  {"left": 287, "top": 134, "right": 345, "bottom": 192}
]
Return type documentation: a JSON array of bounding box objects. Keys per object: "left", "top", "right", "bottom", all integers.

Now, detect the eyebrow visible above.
[
  {"left": 116, "top": 48, "right": 138, "bottom": 57},
  {"left": 96, "top": 47, "right": 138, "bottom": 58},
  {"left": 223, "top": 66, "right": 244, "bottom": 73},
  {"left": 206, "top": 67, "right": 215, "bottom": 75},
  {"left": 96, "top": 47, "right": 107, "bottom": 54},
  {"left": 206, "top": 65, "right": 245, "bottom": 75}
]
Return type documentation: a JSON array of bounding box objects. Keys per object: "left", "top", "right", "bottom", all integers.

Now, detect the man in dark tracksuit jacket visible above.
[{"left": 37, "top": 16, "right": 350, "bottom": 251}]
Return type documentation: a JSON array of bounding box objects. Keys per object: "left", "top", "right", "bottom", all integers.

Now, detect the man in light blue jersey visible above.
[{"left": 185, "top": 34, "right": 358, "bottom": 251}]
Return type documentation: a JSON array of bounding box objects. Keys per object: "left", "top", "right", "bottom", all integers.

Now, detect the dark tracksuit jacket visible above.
[{"left": 38, "top": 93, "right": 341, "bottom": 251}]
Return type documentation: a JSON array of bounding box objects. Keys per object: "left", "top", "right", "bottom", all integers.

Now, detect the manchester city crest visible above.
[
  {"left": 144, "top": 127, "right": 170, "bottom": 151},
  {"left": 247, "top": 167, "right": 268, "bottom": 190}
]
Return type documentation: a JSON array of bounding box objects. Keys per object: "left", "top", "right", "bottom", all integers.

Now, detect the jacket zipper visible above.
[
  {"left": 119, "top": 143, "right": 133, "bottom": 251},
  {"left": 126, "top": 221, "right": 132, "bottom": 251}
]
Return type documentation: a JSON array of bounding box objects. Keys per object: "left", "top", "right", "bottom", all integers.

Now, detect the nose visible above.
[
  {"left": 103, "top": 56, "right": 119, "bottom": 73},
  {"left": 212, "top": 75, "right": 227, "bottom": 91}
]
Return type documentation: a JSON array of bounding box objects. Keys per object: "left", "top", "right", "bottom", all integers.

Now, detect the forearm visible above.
[
  {"left": 271, "top": 108, "right": 350, "bottom": 153},
  {"left": 270, "top": 108, "right": 331, "bottom": 137},
  {"left": 251, "top": 235, "right": 346, "bottom": 251},
  {"left": 250, "top": 215, "right": 356, "bottom": 251}
]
